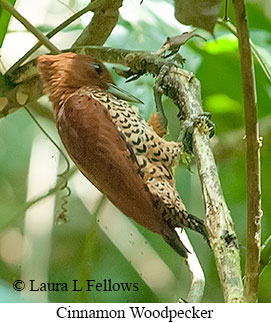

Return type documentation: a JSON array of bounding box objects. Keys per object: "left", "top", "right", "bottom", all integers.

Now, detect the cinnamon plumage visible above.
[{"left": 37, "top": 52, "right": 208, "bottom": 258}]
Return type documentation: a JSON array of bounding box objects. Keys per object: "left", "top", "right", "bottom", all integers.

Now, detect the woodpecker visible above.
[{"left": 37, "top": 52, "right": 209, "bottom": 258}]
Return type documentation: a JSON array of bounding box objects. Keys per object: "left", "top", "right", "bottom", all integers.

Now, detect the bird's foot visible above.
[
  {"left": 149, "top": 85, "right": 168, "bottom": 136},
  {"left": 194, "top": 112, "right": 215, "bottom": 138},
  {"left": 179, "top": 113, "right": 215, "bottom": 156},
  {"left": 113, "top": 67, "right": 144, "bottom": 83},
  {"left": 148, "top": 112, "right": 167, "bottom": 137}
]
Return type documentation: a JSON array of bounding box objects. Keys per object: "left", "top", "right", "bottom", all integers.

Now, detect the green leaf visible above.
[{"left": 0, "top": 0, "right": 16, "bottom": 48}]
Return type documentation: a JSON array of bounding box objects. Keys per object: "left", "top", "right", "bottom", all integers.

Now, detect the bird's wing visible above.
[{"left": 56, "top": 94, "right": 165, "bottom": 234}]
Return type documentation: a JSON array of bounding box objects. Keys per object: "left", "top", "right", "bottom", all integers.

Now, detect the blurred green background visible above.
[{"left": 0, "top": 0, "right": 270, "bottom": 303}]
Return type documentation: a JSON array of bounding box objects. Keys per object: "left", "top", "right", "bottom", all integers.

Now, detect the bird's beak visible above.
[{"left": 108, "top": 84, "right": 144, "bottom": 104}]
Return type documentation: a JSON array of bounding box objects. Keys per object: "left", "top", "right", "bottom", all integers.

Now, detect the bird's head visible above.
[{"left": 37, "top": 52, "right": 142, "bottom": 109}]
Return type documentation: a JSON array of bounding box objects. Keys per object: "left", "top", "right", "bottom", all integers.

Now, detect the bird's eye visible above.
[{"left": 92, "top": 62, "right": 103, "bottom": 75}]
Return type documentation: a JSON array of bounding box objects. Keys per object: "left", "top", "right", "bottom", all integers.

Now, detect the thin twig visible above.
[
  {"left": 7, "top": 4, "right": 93, "bottom": 75},
  {"left": 2, "top": 166, "right": 77, "bottom": 230},
  {"left": 0, "top": 0, "right": 60, "bottom": 54},
  {"left": 24, "top": 104, "right": 72, "bottom": 223},
  {"left": 223, "top": 0, "right": 229, "bottom": 21},
  {"left": 233, "top": 0, "right": 262, "bottom": 303}
]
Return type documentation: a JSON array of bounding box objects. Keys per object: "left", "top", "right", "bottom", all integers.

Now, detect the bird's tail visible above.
[{"left": 162, "top": 211, "right": 210, "bottom": 258}]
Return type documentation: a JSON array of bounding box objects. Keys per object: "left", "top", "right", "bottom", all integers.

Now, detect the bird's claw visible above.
[
  {"left": 179, "top": 113, "right": 215, "bottom": 156},
  {"left": 113, "top": 67, "right": 144, "bottom": 82},
  {"left": 152, "top": 85, "right": 168, "bottom": 134},
  {"left": 170, "top": 53, "right": 186, "bottom": 66},
  {"left": 194, "top": 113, "right": 215, "bottom": 139}
]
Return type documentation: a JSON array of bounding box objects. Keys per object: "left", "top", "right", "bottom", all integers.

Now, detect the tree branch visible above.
[
  {"left": 0, "top": 47, "right": 168, "bottom": 117},
  {"left": 6, "top": 3, "right": 94, "bottom": 75},
  {"left": 233, "top": 0, "right": 262, "bottom": 303},
  {"left": 71, "top": 0, "right": 123, "bottom": 48},
  {"left": 154, "top": 64, "right": 243, "bottom": 302}
]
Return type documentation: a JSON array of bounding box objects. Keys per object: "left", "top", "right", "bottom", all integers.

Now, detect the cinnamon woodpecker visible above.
[{"left": 37, "top": 52, "right": 209, "bottom": 258}]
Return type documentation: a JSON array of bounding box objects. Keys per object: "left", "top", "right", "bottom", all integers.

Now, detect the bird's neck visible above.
[
  {"left": 52, "top": 86, "right": 106, "bottom": 120},
  {"left": 50, "top": 86, "right": 79, "bottom": 113}
]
